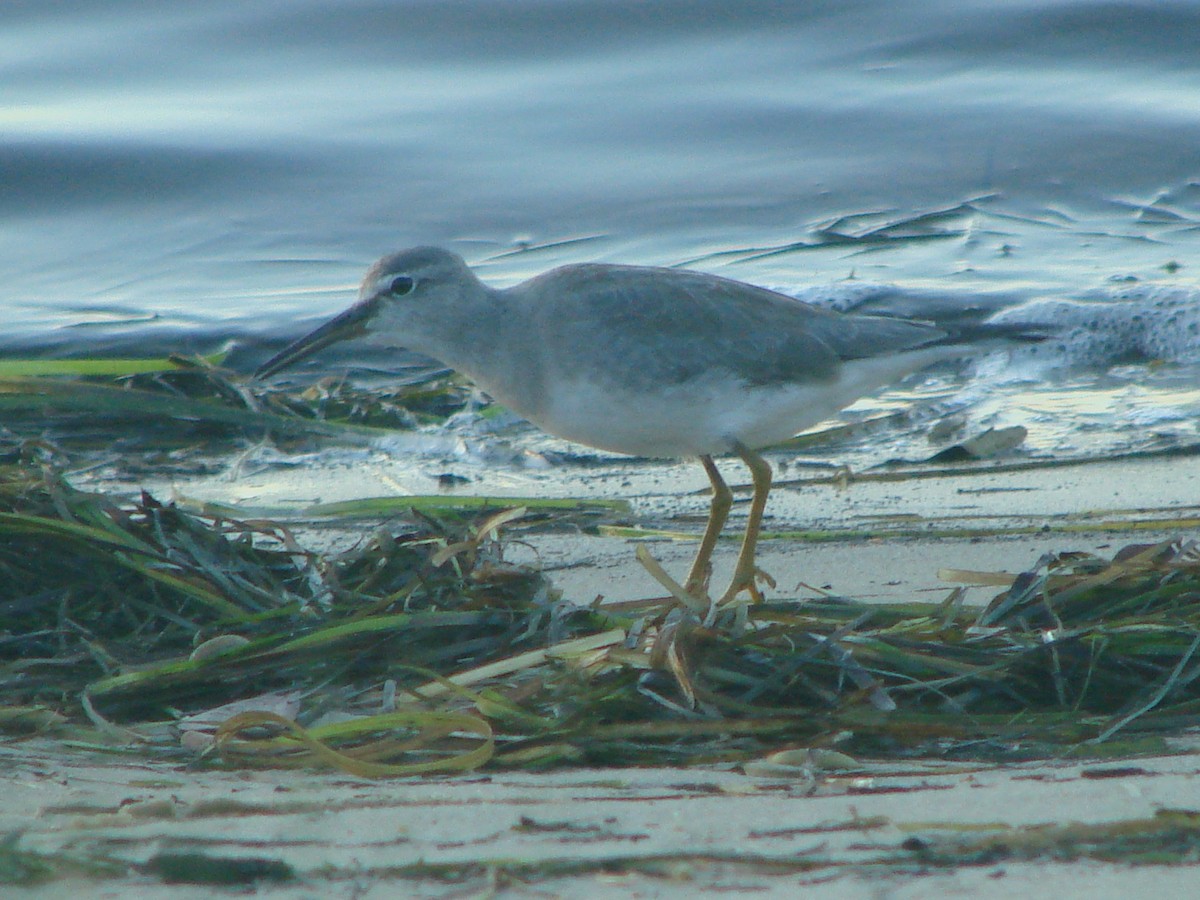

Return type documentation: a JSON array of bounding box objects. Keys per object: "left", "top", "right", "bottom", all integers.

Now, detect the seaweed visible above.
[{"left": 4, "top": 454, "right": 1200, "bottom": 775}]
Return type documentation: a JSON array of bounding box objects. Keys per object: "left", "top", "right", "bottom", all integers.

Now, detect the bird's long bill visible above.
[{"left": 254, "top": 297, "right": 380, "bottom": 379}]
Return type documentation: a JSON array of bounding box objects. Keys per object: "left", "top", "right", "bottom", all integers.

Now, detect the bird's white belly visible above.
[
  {"left": 534, "top": 381, "right": 820, "bottom": 456},
  {"left": 528, "top": 348, "right": 958, "bottom": 458},
  {"left": 525, "top": 385, "right": 788, "bottom": 458}
]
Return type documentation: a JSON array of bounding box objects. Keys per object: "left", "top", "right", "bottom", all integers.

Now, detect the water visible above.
[{"left": 5, "top": 0, "right": 1200, "bottom": 462}]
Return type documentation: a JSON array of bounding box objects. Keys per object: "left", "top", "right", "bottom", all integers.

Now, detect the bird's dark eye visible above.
[{"left": 389, "top": 276, "right": 415, "bottom": 296}]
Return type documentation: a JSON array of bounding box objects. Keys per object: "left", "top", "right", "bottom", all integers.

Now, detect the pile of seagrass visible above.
[{"left": 4, "top": 453, "right": 1200, "bottom": 774}]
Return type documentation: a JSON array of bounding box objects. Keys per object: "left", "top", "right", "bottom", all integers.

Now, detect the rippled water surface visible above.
[{"left": 5, "top": 0, "right": 1200, "bottom": 464}]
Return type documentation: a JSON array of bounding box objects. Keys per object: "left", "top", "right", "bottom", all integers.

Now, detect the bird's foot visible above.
[
  {"left": 717, "top": 565, "right": 776, "bottom": 608},
  {"left": 636, "top": 545, "right": 711, "bottom": 615}
]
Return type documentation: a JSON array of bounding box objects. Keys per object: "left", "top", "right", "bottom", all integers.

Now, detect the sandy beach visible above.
[{"left": 6, "top": 736, "right": 1200, "bottom": 898}]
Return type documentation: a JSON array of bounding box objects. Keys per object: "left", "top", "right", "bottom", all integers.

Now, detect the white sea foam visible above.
[
  {"left": 786, "top": 280, "right": 1200, "bottom": 370},
  {"left": 991, "top": 284, "right": 1200, "bottom": 367}
]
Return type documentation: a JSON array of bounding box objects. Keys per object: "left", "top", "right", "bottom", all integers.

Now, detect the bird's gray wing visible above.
[{"left": 523, "top": 264, "right": 946, "bottom": 388}]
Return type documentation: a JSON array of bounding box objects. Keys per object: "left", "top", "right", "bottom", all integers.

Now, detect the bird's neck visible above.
[{"left": 429, "top": 287, "right": 548, "bottom": 420}]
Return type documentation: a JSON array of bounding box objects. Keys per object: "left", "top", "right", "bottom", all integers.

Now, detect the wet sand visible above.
[{"left": 7, "top": 737, "right": 1200, "bottom": 898}]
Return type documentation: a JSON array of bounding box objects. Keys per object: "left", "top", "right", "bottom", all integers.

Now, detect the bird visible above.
[{"left": 256, "top": 246, "right": 1023, "bottom": 608}]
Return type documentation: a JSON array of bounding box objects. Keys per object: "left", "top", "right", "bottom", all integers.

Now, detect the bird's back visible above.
[{"left": 515, "top": 262, "right": 948, "bottom": 391}]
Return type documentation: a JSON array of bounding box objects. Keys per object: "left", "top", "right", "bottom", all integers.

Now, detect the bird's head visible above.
[{"left": 254, "top": 246, "right": 480, "bottom": 379}]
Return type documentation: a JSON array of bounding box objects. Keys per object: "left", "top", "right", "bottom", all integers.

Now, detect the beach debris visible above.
[{"left": 928, "top": 425, "right": 1028, "bottom": 462}]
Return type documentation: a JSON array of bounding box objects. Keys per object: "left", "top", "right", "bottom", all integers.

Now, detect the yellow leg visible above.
[
  {"left": 684, "top": 455, "right": 733, "bottom": 597},
  {"left": 719, "top": 443, "right": 773, "bottom": 605}
]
